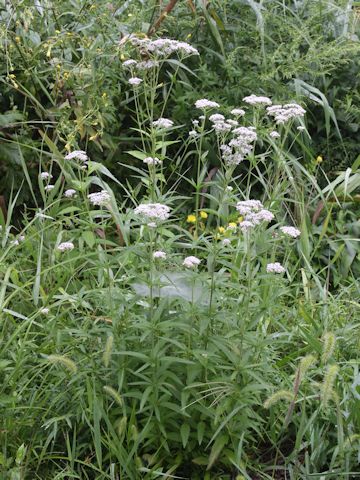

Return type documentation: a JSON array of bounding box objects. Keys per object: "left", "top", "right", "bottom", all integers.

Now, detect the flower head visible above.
[
  {"left": 243, "top": 94, "right": 272, "bottom": 106},
  {"left": 64, "top": 189, "right": 76, "bottom": 198},
  {"left": 153, "top": 250, "right": 167, "bottom": 260},
  {"left": 57, "top": 241, "right": 74, "bottom": 252},
  {"left": 65, "top": 150, "right": 88, "bottom": 162},
  {"left": 123, "top": 59, "right": 137, "bottom": 67},
  {"left": 270, "top": 131, "right": 280, "bottom": 139},
  {"left": 280, "top": 226, "right": 301, "bottom": 238},
  {"left": 88, "top": 190, "right": 111, "bottom": 207},
  {"left": 209, "top": 113, "right": 225, "bottom": 123},
  {"left": 143, "top": 156, "right": 162, "bottom": 166},
  {"left": 183, "top": 256, "right": 201, "bottom": 268},
  {"left": 134, "top": 203, "right": 171, "bottom": 221},
  {"left": 128, "top": 77, "right": 142, "bottom": 86},
  {"left": 230, "top": 108, "right": 245, "bottom": 116},
  {"left": 200, "top": 211, "right": 208, "bottom": 219},
  {"left": 266, "top": 103, "right": 306, "bottom": 124},
  {"left": 266, "top": 262, "right": 285, "bottom": 274},
  {"left": 40, "top": 172, "right": 53, "bottom": 180},
  {"left": 40, "top": 307, "right": 50, "bottom": 315},
  {"left": 187, "top": 214, "right": 196, "bottom": 223},
  {"left": 44, "top": 185, "right": 55, "bottom": 192},
  {"left": 195, "top": 99, "right": 220, "bottom": 110},
  {"left": 152, "top": 118, "right": 174, "bottom": 129}
]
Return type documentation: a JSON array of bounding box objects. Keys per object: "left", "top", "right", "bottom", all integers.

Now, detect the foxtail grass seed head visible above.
[
  {"left": 103, "top": 335, "right": 114, "bottom": 368},
  {"left": 321, "top": 364, "right": 339, "bottom": 408},
  {"left": 321, "top": 332, "right": 336, "bottom": 364},
  {"left": 64, "top": 150, "right": 88, "bottom": 162},
  {"left": 263, "top": 390, "right": 294, "bottom": 409},
  {"left": 299, "top": 354, "right": 317, "bottom": 381},
  {"left": 103, "top": 386, "right": 123, "bottom": 407},
  {"left": 46, "top": 354, "right": 77, "bottom": 374}
]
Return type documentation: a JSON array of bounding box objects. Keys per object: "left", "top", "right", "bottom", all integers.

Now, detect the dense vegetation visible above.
[{"left": 0, "top": 1, "right": 359, "bottom": 479}]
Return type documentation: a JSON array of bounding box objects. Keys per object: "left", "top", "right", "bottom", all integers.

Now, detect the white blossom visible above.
[
  {"left": 266, "top": 103, "right": 306, "bottom": 124},
  {"left": 195, "top": 99, "right": 220, "bottom": 109},
  {"left": 222, "top": 238, "right": 231, "bottom": 246},
  {"left": 40, "top": 307, "right": 50, "bottom": 315},
  {"left": 131, "top": 37, "right": 199, "bottom": 57},
  {"left": 44, "top": 185, "right": 55, "bottom": 191},
  {"left": 153, "top": 250, "right": 167, "bottom": 260},
  {"left": 152, "top": 118, "right": 174, "bottom": 129},
  {"left": 280, "top": 226, "right": 301, "bottom": 238},
  {"left": 65, "top": 150, "right": 88, "bottom": 162},
  {"left": 183, "top": 256, "right": 201, "bottom": 268},
  {"left": 123, "top": 59, "right": 137, "bottom": 67},
  {"left": 134, "top": 203, "right": 171, "bottom": 221},
  {"left": 270, "top": 131, "right": 280, "bottom": 138},
  {"left": 209, "top": 114, "right": 225, "bottom": 123},
  {"left": 128, "top": 77, "right": 142, "bottom": 86},
  {"left": 243, "top": 94, "right": 272, "bottom": 106},
  {"left": 64, "top": 189, "right": 76, "bottom": 198},
  {"left": 236, "top": 200, "right": 263, "bottom": 215},
  {"left": 57, "top": 241, "right": 74, "bottom": 252},
  {"left": 239, "top": 220, "right": 254, "bottom": 232},
  {"left": 143, "top": 157, "right": 162, "bottom": 166},
  {"left": 40, "top": 172, "right": 53, "bottom": 180},
  {"left": 266, "top": 262, "right": 285, "bottom": 273},
  {"left": 137, "top": 60, "right": 159, "bottom": 70},
  {"left": 88, "top": 190, "right": 111, "bottom": 207},
  {"left": 231, "top": 108, "right": 245, "bottom": 116}
]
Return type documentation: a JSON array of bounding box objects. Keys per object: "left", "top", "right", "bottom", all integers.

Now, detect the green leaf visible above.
[
  {"left": 180, "top": 423, "right": 190, "bottom": 448},
  {"left": 207, "top": 434, "right": 228, "bottom": 470}
]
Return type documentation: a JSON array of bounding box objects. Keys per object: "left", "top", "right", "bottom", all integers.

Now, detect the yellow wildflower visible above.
[
  {"left": 187, "top": 214, "right": 196, "bottom": 223},
  {"left": 237, "top": 216, "right": 244, "bottom": 223},
  {"left": 200, "top": 211, "right": 208, "bottom": 219},
  {"left": 228, "top": 222, "right": 237, "bottom": 229},
  {"left": 316, "top": 155, "right": 323, "bottom": 164},
  {"left": 218, "top": 226, "right": 225, "bottom": 234}
]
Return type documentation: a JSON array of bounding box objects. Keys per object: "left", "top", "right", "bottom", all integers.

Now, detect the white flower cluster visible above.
[
  {"left": 243, "top": 94, "right": 272, "bottom": 106},
  {"left": 220, "top": 127, "right": 257, "bottom": 166},
  {"left": 57, "top": 241, "right": 74, "bottom": 252},
  {"left": 123, "top": 59, "right": 137, "bottom": 67},
  {"left": 137, "top": 60, "right": 159, "bottom": 70},
  {"left": 270, "top": 131, "right": 280, "bottom": 139},
  {"left": 153, "top": 250, "right": 167, "bottom": 259},
  {"left": 130, "top": 38, "right": 199, "bottom": 57},
  {"left": 195, "top": 99, "right": 220, "bottom": 110},
  {"left": 280, "top": 226, "right": 301, "bottom": 238},
  {"left": 152, "top": 118, "right": 174, "bottom": 129},
  {"left": 143, "top": 156, "right": 162, "bottom": 166},
  {"left": 183, "top": 256, "right": 201, "bottom": 268},
  {"left": 65, "top": 150, "right": 88, "bottom": 162},
  {"left": 266, "top": 262, "right": 285, "bottom": 274},
  {"left": 40, "top": 172, "right": 52, "bottom": 180},
  {"left": 88, "top": 190, "right": 111, "bottom": 207},
  {"left": 209, "top": 113, "right": 232, "bottom": 133},
  {"left": 64, "top": 189, "right": 76, "bottom": 198},
  {"left": 266, "top": 103, "right": 306, "bottom": 124},
  {"left": 128, "top": 77, "right": 142, "bottom": 86},
  {"left": 134, "top": 203, "right": 171, "bottom": 221},
  {"left": 231, "top": 108, "right": 245, "bottom": 116},
  {"left": 45, "top": 185, "right": 55, "bottom": 192},
  {"left": 236, "top": 200, "right": 274, "bottom": 230}
]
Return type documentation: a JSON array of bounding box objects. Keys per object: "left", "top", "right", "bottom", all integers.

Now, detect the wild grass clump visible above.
[{"left": 0, "top": 18, "right": 359, "bottom": 480}]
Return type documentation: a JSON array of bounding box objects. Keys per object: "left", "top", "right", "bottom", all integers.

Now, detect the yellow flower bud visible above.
[
  {"left": 316, "top": 155, "right": 323, "bottom": 164},
  {"left": 218, "top": 226, "right": 225, "bottom": 234},
  {"left": 200, "top": 211, "right": 208, "bottom": 219}
]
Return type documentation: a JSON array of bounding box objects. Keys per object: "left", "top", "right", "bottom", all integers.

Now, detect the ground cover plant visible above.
[{"left": 1, "top": 1, "right": 360, "bottom": 480}]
